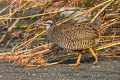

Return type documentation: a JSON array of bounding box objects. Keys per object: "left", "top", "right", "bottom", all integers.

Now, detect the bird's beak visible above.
[{"left": 36, "top": 22, "right": 47, "bottom": 26}]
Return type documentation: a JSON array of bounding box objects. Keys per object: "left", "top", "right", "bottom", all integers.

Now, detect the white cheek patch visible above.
[{"left": 46, "top": 24, "right": 51, "bottom": 30}]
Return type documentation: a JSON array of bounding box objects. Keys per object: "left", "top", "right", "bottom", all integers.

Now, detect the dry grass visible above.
[{"left": 0, "top": 0, "right": 120, "bottom": 67}]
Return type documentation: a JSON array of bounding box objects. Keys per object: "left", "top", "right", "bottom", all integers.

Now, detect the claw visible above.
[{"left": 68, "top": 63, "right": 80, "bottom": 66}]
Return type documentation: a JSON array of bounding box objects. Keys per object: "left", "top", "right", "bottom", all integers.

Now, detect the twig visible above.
[
  {"left": 90, "top": 0, "right": 114, "bottom": 23},
  {"left": 0, "top": 18, "right": 20, "bottom": 43},
  {"left": 56, "top": 0, "right": 113, "bottom": 26},
  {"left": 96, "top": 40, "right": 120, "bottom": 51},
  {"left": 15, "top": 30, "right": 46, "bottom": 50}
]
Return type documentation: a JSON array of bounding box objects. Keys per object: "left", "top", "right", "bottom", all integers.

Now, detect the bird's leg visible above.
[
  {"left": 69, "top": 51, "right": 83, "bottom": 66},
  {"left": 89, "top": 48, "right": 97, "bottom": 64}
]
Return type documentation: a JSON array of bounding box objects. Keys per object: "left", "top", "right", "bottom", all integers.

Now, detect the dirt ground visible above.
[{"left": 0, "top": 57, "right": 120, "bottom": 80}]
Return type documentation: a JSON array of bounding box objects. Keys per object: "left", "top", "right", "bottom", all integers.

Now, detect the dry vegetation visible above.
[{"left": 0, "top": 0, "right": 120, "bottom": 67}]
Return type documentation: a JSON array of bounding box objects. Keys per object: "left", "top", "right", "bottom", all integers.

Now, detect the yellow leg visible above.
[
  {"left": 69, "top": 51, "right": 82, "bottom": 66},
  {"left": 89, "top": 48, "right": 97, "bottom": 64}
]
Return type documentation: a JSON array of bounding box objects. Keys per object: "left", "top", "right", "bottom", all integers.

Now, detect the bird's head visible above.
[{"left": 43, "top": 20, "right": 55, "bottom": 30}]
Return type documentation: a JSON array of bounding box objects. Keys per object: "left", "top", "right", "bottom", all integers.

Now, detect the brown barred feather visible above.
[{"left": 47, "top": 22, "right": 100, "bottom": 50}]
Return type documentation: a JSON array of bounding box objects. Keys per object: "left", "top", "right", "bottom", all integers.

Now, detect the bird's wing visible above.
[{"left": 57, "top": 23, "right": 99, "bottom": 42}]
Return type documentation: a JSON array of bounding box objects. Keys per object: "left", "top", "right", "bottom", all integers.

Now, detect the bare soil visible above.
[{"left": 0, "top": 58, "right": 120, "bottom": 80}]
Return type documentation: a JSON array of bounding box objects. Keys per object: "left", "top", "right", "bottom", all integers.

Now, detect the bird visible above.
[{"left": 44, "top": 19, "right": 100, "bottom": 66}]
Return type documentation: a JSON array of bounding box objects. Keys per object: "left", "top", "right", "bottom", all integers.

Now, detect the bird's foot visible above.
[
  {"left": 93, "top": 59, "right": 97, "bottom": 64},
  {"left": 68, "top": 63, "right": 80, "bottom": 66}
]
